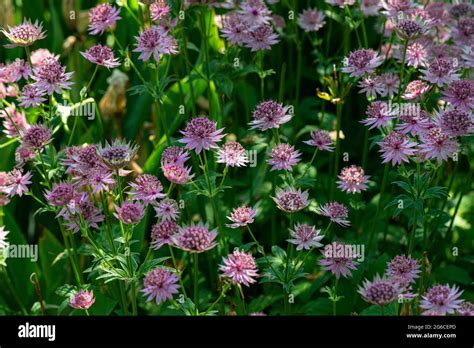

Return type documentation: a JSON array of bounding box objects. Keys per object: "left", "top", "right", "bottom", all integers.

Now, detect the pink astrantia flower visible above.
[
  {"left": 441, "top": 80, "right": 474, "bottom": 112},
  {"left": 272, "top": 186, "right": 309, "bottom": 213},
  {"left": 287, "top": 223, "right": 324, "bottom": 251},
  {"left": 0, "top": 104, "right": 29, "bottom": 138},
  {"left": 98, "top": 139, "right": 138, "bottom": 169},
  {"left": 133, "top": 26, "right": 178, "bottom": 62},
  {"left": 420, "top": 284, "right": 464, "bottom": 316},
  {"left": 434, "top": 109, "right": 473, "bottom": 137},
  {"left": 382, "top": 0, "right": 413, "bottom": 17},
  {"left": 457, "top": 302, "right": 474, "bottom": 316},
  {"left": 358, "top": 75, "right": 387, "bottom": 99},
  {"left": 154, "top": 198, "right": 180, "bottom": 221},
  {"left": 297, "top": 8, "right": 326, "bottom": 32},
  {"left": 217, "top": 141, "right": 248, "bottom": 167},
  {"left": 18, "top": 84, "right": 46, "bottom": 108},
  {"left": 128, "top": 174, "right": 165, "bottom": 204},
  {"left": 21, "top": 124, "right": 53, "bottom": 150},
  {"left": 30, "top": 48, "right": 58, "bottom": 68},
  {"left": 402, "top": 80, "right": 431, "bottom": 100},
  {"left": 1, "top": 19, "right": 46, "bottom": 48},
  {"left": 4, "top": 169, "right": 32, "bottom": 197},
  {"left": 0, "top": 226, "right": 9, "bottom": 249},
  {"left": 221, "top": 13, "right": 250, "bottom": 45},
  {"left": 161, "top": 146, "right": 190, "bottom": 167},
  {"left": 400, "top": 41, "right": 428, "bottom": 68},
  {"left": 88, "top": 3, "right": 121, "bottom": 35},
  {"left": 243, "top": 24, "right": 279, "bottom": 51},
  {"left": 179, "top": 117, "right": 226, "bottom": 154},
  {"left": 114, "top": 201, "right": 145, "bottom": 225},
  {"left": 150, "top": 0, "right": 171, "bottom": 22},
  {"left": 386, "top": 255, "right": 421, "bottom": 288},
  {"left": 141, "top": 268, "right": 180, "bottom": 304},
  {"left": 319, "top": 243, "right": 359, "bottom": 279},
  {"left": 268, "top": 143, "right": 301, "bottom": 171},
  {"left": 361, "top": 0, "right": 382, "bottom": 16},
  {"left": 378, "top": 131, "right": 418, "bottom": 166},
  {"left": 173, "top": 222, "right": 217, "bottom": 253},
  {"left": 396, "top": 109, "right": 432, "bottom": 136},
  {"left": 342, "top": 49, "right": 384, "bottom": 78},
  {"left": 358, "top": 275, "right": 400, "bottom": 306},
  {"left": 81, "top": 44, "right": 120, "bottom": 68},
  {"left": 226, "top": 205, "right": 257, "bottom": 228},
  {"left": 238, "top": 0, "right": 271, "bottom": 28},
  {"left": 10, "top": 59, "right": 32, "bottom": 81},
  {"left": 250, "top": 100, "right": 292, "bottom": 131},
  {"left": 303, "top": 130, "right": 334, "bottom": 151},
  {"left": 337, "top": 165, "right": 370, "bottom": 194},
  {"left": 45, "top": 182, "right": 75, "bottom": 207},
  {"left": 318, "top": 202, "right": 350, "bottom": 227},
  {"left": 32, "top": 57, "right": 73, "bottom": 95},
  {"left": 162, "top": 164, "right": 194, "bottom": 185},
  {"left": 69, "top": 290, "right": 95, "bottom": 310},
  {"left": 62, "top": 193, "right": 104, "bottom": 233},
  {"left": 151, "top": 220, "right": 178, "bottom": 250},
  {"left": 361, "top": 101, "right": 394, "bottom": 130},
  {"left": 85, "top": 167, "right": 115, "bottom": 194},
  {"left": 220, "top": 250, "right": 258, "bottom": 286},
  {"left": 421, "top": 58, "right": 460, "bottom": 87},
  {"left": 419, "top": 127, "right": 459, "bottom": 164},
  {"left": 380, "top": 73, "right": 400, "bottom": 98},
  {"left": 452, "top": 17, "right": 474, "bottom": 46}
]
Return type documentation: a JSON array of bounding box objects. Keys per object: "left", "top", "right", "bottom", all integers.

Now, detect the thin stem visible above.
[
  {"left": 332, "top": 103, "right": 343, "bottom": 199},
  {"left": 85, "top": 65, "right": 99, "bottom": 93},
  {"left": 169, "top": 245, "right": 187, "bottom": 298},
  {"left": 204, "top": 283, "right": 231, "bottom": 315},
  {"left": 333, "top": 278, "right": 339, "bottom": 316},
  {"left": 193, "top": 253, "right": 199, "bottom": 308},
  {"left": 367, "top": 163, "right": 390, "bottom": 252},
  {"left": 300, "top": 148, "right": 318, "bottom": 179}
]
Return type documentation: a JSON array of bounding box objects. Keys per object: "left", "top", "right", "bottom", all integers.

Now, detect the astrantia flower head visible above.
[
  {"left": 420, "top": 284, "right": 464, "bottom": 316},
  {"left": 81, "top": 44, "right": 120, "bottom": 68},
  {"left": 179, "top": 116, "right": 226, "bottom": 154},
  {"left": 0, "top": 104, "right": 28, "bottom": 138},
  {"left": 442, "top": 80, "right": 474, "bottom": 112},
  {"left": 128, "top": 174, "right": 165, "bottom": 204},
  {"left": 226, "top": 205, "right": 256, "bottom": 228},
  {"left": 337, "top": 165, "right": 369, "bottom": 194},
  {"left": 162, "top": 164, "right": 193, "bottom": 184},
  {"left": 18, "top": 84, "right": 46, "bottom": 108},
  {"left": 319, "top": 243, "right": 358, "bottom": 279},
  {"left": 318, "top": 202, "right": 350, "bottom": 227},
  {"left": 114, "top": 201, "right": 145, "bottom": 225},
  {"left": 220, "top": 13, "right": 250, "bottom": 45},
  {"left": 69, "top": 290, "right": 95, "bottom": 310},
  {"left": 287, "top": 223, "right": 324, "bottom": 251},
  {"left": 62, "top": 193, "right": 104, "bottom": 233},
  {"left": 217, "top": 141, "right": 248, "bottom": 167},
  {"left": 173, "top": 222, "right": 217, "bottom": 253},
  {"left": 449, "top": 3, "right": 473, "bottom": 19},
  {"left": 32, "top": 57, "right": 73, "bottom": 95},
  {"left": 141, "top": 267, "right": 180, "bottom": 304},
  {"left": 99, "top": 139, "right": 138, "bottom": 169},
  {"left": 452, "top": 17, "right": 474, "bottom": 46},
  {"left": 419, "top": 127, "right": 459, "bottom": 164},
  {"left": 342, "top": 49, "right": 384, "bottom": 78},
  {"left": 386, "top": 255, "right": 421, "bottom": 288},
  {"left": 150, "top": 0, "right": 171, "bottom": 22},
  {"left": 380, "top": 73, "right": 400, "bottom": 98},
  {"left": 133, "top": 26, "right": 178, "bottom": 62},
  {"left": 1, "top": 19, "right": 46, "bottom": 48},
  {"left": 4, "top": 169, "right": 32, "bottom": 197},
  {"left": 457, "top": 302, "right": 474, "bottom": 316},
  {"left": 361, "top": 101, "right": 394, "bottom": 130},
  {"left": 378, "top": 131, "right": 417, "bottom": 166},
  {"left": 272, "top": 186, "right": 309, "bottom": 213},
  {"left": 85, "top": 167, "right": 115, "bottom": 194},
  {"left": 161, "top": 146, "right": 190, "bottom": 167},
  {"left": 45, "top": 182, "right": 75, "bottom": 207},
  {"left": 0, "top": 226, "right": 9, "bottom": 249},
  {"left": 220, "top": 250, "right": 258, "bottom": 286},
  {"left": 243, "top": 24, "right": 279, "bottom": 51},
  {"left": 154, "top": 198, "right": 180, "bottom": 221},
  {"left": 151, "top": 220, "right": 178, "bottom": 250},
  {"left": 250, "top": 100, "right": 292, "bottom": 131},
  {"left": 396, "top": 109, "right": 432, "bottom": 136},
  {"left": 403, "top": 80, "right": 431, "bottom": 100},
  {"left": 268, "top": 143, "right": 301, "bottom": 172},
  {"left": 88, "top": 3, "right": 121, "bottom": 35},
  {"left": 401, "top": 41, "right": 428, "bottom": 68},
  {"left": 30, "top": 48, "right": 58, "bottom": 68},
  {"left": 326, "top": 0, "right": 356, "bottom": 8},
  {"left": 421, "top": 58, "right": 460, "bottom": 87},
  {"left": 395, "top": 18, "right": 426, "bottom": 40},
  {"left": 382, "top": 0, "right": 413, "bottom": 17},
  {"left": 238, "top": 0, "right": 271, "bottom": 28},
  {"left": 358, "top": 275, "right": 400, "bottom": 306},
  {"left": 435, "top": 109, "right": 473, "bottom": 137},
  {"left": 297, "top": 8, "right": 326, "bottom": 32},
  {"left": 21, "top": 124, "right": 53, "bottom": 150},
  {"left": 357, "top": 75, "right": 386, "bottom": 99},
  {"left": 361, "top": 0, "right": 382, "bottom": 16},
  {"left": 303, "top": 129, "right": 334, "bottom": 151}
]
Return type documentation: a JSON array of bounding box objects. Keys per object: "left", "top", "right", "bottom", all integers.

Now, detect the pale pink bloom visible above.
[
  {"left": 69, "top": 290, "right": 95, "bottom": 310},
  {"left": 220, "top": 250, "right": 258, "bottom": 286},
  {"left": 268, "top": 143, "right": 301, "bottom": 171},
  {"left": 378, "top": 131, "right": 417, "bottom": 166},
  {"left": 141, "top": 268, "right": 180, "bottom": 304},
  {"left": 337, "top": 165, "right": 369, "bottom": 194},
  {"left": 287, "top": 223, "right": 324, "bottom": 251},
  {"left": 226, "top": 205, "right": 256, "bottom": 228}
]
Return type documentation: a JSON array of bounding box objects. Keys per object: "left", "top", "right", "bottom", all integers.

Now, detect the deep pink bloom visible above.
[
  {"left": 303, "top": 130, "right": 334, "bottom": 151},
  {"left": 318, "top": 202, "right": 350, "bottom": 227},
  {"left": 88, "top": 3, "right": 121, "bottom": 35},
  {"left": 342, "top": 49, "right": 384, "bottom": 78},
  {"left": 250, "top": 100, "right": 292, "bottom": 131},
  {"left": 220, "top": 250, "right": 258, "bottom": 286},
  {"left": 421, "top": 58, "right": 460, "bottom": 87},
  {"left": 217, "top": 141, "right": 248, "bottom": 167},
  {"left": 243, "top": 24, "right": 279, "bottom": 51},
  {"left": 141, "top": 268, "right": 180, "bottom": 304},
  {"left": 361, "top": 101, "right": 394, "bottom": 130},
  {"left": 226, "top": 205, "right": 256, "bottom": 228},
  {"left": 402, "top": 80, "right": 431, "bottom": 100},
  {"left": 133, "top": 26, "right": 178, "bottom": 62},
  {"left": 442, "top": 80, "right": 474, "bottom": 112},
  {"left": 128, "top": 174, "right": 165, "bottom": 204},
  {"left": 81, "top": 44, "right": 120, "bottom": 68},
  {"left": 114, "top": 201, "right": 145, "bottom": 224},
  {"left": 358, "top": 275, "right": 400, "bottom": 306},
  {"left": 30, "top": 48, "right": 58, "bottom": 68},
  {"left": 154, "top": 198, "right": 180, "bottom": 221},
  {"left": 297, "top": 8, "right": 326, "bottom": 32},
  {"left": 401, "top": 41, "right": 428, "bottom": 68},
  {"left": 268, "top": 143, "right": 301, "bottom": 172},
  {"left": 18, "top": 84, "right": 46, "bottom": 108},
  {"left": 378, "top": 131, "right": 417, "bottom": 166},
  {"left": 32, "top": 57, "right": 73, "bottom": 95},
  {"left": 69, "top": 289, "right": 95, "bottom": 310},
  {"left": 15, "top": 145, "right": 35, "bottom": 167},
  {"left": 1, "top": 19, "right": 46, "bottom": 48},
  {"left": 287, "top": 223, "right": 324, "bottom": 251},
  {"left": 272, "top": 186, "right": 309, "bottom": 213},
  {"left": 179, "top": 117, "right": 226, "bottom": 154},
  {"left": 337, "top": 165, "right": 369, "bottom": 194},
  {"left": 420, "top": 284, "right": 464, "bottom": 316},
  {"left": 173, "top": 222, "right": 217, "bottom": 253},
  {"left": 21, "top": 124, "right": 53, "bottom": 150},
  {"left": 151, "top": 220, "right": 178, "bottom": 250}
]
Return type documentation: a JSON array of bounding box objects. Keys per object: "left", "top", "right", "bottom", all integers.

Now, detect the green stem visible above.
[
  {"left": 367, "top": 163, "right": 389, "bottom": 252},
  {"left": 333, "top": 278, "right": 339, "bottom": 316},
  {"left": 169, "top": 245, "right": 187, "bottom": 298},
  {"left": 332, "top": 103, "right": 343, "bottom": 199},
  {"left": 193, "top": 253, "right": 199, "bottom": 308},
  {"left": 204, "top": 283, "right": 231, "bottom": 315},
  {"left": 300, "top": 148, "right": 318, "bottom": 179}
]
